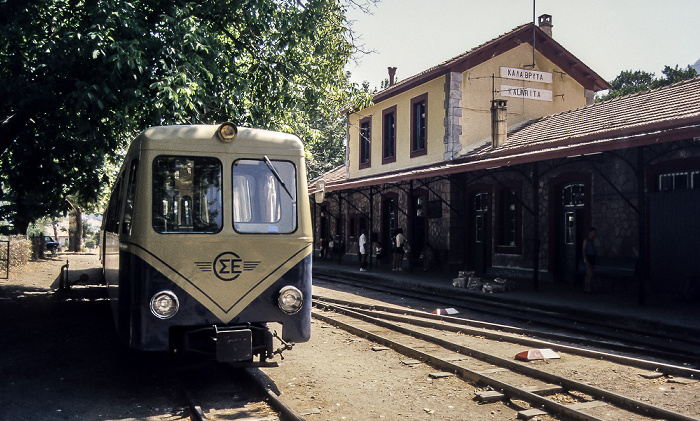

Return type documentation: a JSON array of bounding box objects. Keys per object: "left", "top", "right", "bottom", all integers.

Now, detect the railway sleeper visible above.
[
  {"left": 314, "top": 294, "right": 700, "bottom": 377},
  {"left": 313, "top": 303, "right": 699, "bottom": 421}
]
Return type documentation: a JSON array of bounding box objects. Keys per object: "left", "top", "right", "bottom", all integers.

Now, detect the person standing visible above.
[
  {"left": 334, "top": 235, "right": 344, "bottom": 264},
  {"left": 582, "top": 227, "right": 597, "bottom": 293},
  {"left": 359, "top": 229, "right": 368, "bottom": 272},
  {"left": 393, "top": 228, "right": 406, "bottom": 271},
  {"left": 374, "top": 242, "right": 384, "bottom": 268}
]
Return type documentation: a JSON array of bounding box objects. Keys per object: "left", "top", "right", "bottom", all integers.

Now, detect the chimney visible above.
[
  {"left": 538, "top": 14, "right": 553, "bottom": 36},
  {"left": 491, "top": 99, "right": 508, "bottom": 148},
  {"left": 388, "top": 67, "right": 397, "bottom": 86}
]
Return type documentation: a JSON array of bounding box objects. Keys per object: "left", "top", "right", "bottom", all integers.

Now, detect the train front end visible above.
[{"left": 103, "top": 124, "right": 312, "bottom": 365}]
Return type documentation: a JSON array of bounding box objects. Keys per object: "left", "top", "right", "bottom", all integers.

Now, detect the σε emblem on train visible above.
[{"left": 196, "top": 251, "right": 261, "bottom": 281}]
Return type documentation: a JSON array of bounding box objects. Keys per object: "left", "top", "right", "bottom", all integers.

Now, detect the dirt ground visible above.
[
  {"left": 0, "top": 254, "right": 190, "bottom": 420},
  {"left": 286, "top": 284, "right": 700, "bottom": 420},
  {"left": 263, "top": 319, "right": 533, "bottom": 420},
  {"left": 3, "top": 255, "right": 697, "bottom": 420},
  {"left": 0, "top": 255, "right": 538, "bottom": 420}
]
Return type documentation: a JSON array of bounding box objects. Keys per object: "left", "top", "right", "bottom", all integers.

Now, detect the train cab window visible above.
[
  {"left": 152, "top": 156, "right": 223, "bottom": 233},
  {"left": 232, "top": 159, "right": 297, "bottom": 234}
]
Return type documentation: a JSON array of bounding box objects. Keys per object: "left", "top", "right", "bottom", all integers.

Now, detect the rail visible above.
[
  {"left": 312, "top": 296, "right": 700, "bottom": 421},
  {"left": 312, "top": 272, "right": 700, "bottom": 365}
]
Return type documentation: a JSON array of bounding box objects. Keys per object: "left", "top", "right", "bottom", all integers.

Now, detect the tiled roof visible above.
[
  {"left": 313, "top": 78, "right": 700, "bottom": 192},
  {"left": 372, "top": 22, "right": 610, "bottom": 103},
  {"left": 469, "top": 77, "right": 700, "bottom": 158},
  {"left": 308, "top": 164, "right": 347, "bottom": 193},
  {"left": 377, "top": 23, "right": 529, "bottom": 95}
]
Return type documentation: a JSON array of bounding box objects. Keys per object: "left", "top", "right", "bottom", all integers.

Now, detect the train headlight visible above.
[
  {"left": 216, "top": 122, "right": 238, "bottom": 143},
  {"left": 150, "top": 291, "right": 179, "bottom": 319},
  {"left": 278, "top": 286, "right": 303, "bottom": 315}
]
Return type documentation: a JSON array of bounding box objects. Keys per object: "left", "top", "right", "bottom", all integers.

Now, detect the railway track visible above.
[
  {"left": 176, "top": 362, "right": 303, "bottom": 420},
  {"left": 312, "top": 295, "right": 700, "bottom": 420},
  {"left": 313, "top": 273, "right": 700, "bottom": 366}
]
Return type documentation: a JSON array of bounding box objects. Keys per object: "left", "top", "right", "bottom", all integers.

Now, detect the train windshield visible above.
[
  {"left": 232, "top": 159, "right": 297, "bottom": 234},
  {"left": 152, "top": 156, "right": 223, "bottom": 233}
]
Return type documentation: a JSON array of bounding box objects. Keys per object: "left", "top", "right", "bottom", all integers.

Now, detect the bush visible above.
[{"left": 0, "top": 235, "right": 32, "bottom": 271}]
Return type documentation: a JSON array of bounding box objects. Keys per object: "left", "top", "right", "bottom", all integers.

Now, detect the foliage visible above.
[
  {"left": 0, "top": 0, "right": 373, "bottom": 233},
  {"left": 82, "top": 218, "right": 100, "bottom": 250},
  {"left": 0, "top": 235, "right": 32, "bottom": 269},
  {"left": 26, "top": 217, "right": 58, "bottom": 237},
  {"left": 598, "top": 65, "right": 698, "bottom": 101}
]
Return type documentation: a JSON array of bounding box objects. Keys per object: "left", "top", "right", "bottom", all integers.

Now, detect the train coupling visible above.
[{"left": 272, "top": 330, "right": 295, "bottom": 360}]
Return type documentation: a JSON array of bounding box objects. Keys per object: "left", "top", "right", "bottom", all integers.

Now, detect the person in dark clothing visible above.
[
  {"left": 375, "top": 242, "right": 384, "bottom": 268},
  {"left": 582, "top": 227, "right": 597, "bottom": 293},
  {"left": 392, "top": 228, "right": 406, "bottom": 271},
  {"left": 333, "top": 235, "right": 344, "bottom": 264}
]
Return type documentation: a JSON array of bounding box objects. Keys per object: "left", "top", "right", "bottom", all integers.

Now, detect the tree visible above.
[
  {"left": 1, "top": 0, "right": 372, "bottom": 232},
  {"left": 66, "top": 198, "right": 82, "bottom": 252},
  {"left": 598, "top": 65, "right": 698, "bottom": 101}
]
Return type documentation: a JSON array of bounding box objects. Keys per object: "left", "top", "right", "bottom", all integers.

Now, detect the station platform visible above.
[{"left": 312, "top": 256, "right": 700, "bottom": 336}]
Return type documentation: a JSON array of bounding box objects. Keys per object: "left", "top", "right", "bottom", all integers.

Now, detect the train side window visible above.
[
  {"left": 232, "top": 159, "right": 297, "bottom": 234},
  {"left": 104, "top": 177, "right": 123, "bottom": 233},
  {"left": 152, "top": 156, "right": 223, "bottom": 233},
  {"left": 122, "top": 159, "right": 138, "bottom": 235}
]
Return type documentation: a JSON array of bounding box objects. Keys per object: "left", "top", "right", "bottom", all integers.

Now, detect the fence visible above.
[
  {"left": 0, "top": 237, "right": 8, "bottom": 279},
  {"left": 0, "top": 235, "right": 32, "bottom": 278}
]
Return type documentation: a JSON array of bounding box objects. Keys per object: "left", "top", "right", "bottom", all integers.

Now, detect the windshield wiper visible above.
[{"left": 264, "top": 155, "right": 295, "bottom": 202}]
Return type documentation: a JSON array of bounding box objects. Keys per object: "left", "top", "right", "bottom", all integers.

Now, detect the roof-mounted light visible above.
[{"left": 216, "top": 122, "right": 238, "bottom": 143}]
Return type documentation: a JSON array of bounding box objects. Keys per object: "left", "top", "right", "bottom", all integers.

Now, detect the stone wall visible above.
[{"left": 311, "top": 139, "right": 700, "bottom": 280}]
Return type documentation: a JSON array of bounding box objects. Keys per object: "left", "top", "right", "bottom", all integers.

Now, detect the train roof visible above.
[{"left": 127, "top": 124, "right": 304, "bottom": 155}]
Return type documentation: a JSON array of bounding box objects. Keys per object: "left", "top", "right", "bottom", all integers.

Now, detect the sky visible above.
[{"left": 344, "top": 0, "right": 700, "bottom": 90}]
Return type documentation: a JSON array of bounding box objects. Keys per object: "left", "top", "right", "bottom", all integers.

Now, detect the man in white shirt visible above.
[{"left": 359, "top": 230, "right": 368, "bottom": 272}]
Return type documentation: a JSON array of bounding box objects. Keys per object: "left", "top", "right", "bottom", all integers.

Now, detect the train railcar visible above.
[{"left": 100, "top": 123, "right": 312, "bottom": 364}]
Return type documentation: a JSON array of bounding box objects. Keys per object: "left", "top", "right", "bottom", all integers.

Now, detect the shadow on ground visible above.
[{"left": 0, "top": 282, "right": 186, "bottom": 420}]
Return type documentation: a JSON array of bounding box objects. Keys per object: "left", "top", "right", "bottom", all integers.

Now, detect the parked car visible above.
[{"left": 45, "top": 236, "right": 59, "bottom": 255}]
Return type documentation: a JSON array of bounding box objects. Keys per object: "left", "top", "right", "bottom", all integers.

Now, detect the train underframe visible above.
[{"left": 169, "top": 322, "right": 277, "bottom": 366}]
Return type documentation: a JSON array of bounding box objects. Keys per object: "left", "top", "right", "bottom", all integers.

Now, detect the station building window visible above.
[
  {"left": 658, "top": 170, "right": 700, "bottom": 191},
  {"left": 382, "top": 106, "right": 396, "bottom": 164},
  {"left": 562, "top": 183, "right": 585, "bottom": 245},
  {"left": 359, "top": 116, "right": 371, "bottom": 169},
  {"left": 410, "top": 93, "right": 428, "bottom": 158},
  {"left": 473, "top": 192, "right": 489, "bottom": 244},
  {"left": 495, "top": 184, "right": 522, "bottom": 253},
  {"left": 348, "top": 213, "right": 357, "bottom": 240}
]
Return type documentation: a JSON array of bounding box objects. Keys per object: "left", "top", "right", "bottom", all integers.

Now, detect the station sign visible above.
[
  {"left": 500, "top": 66, "right": 553, "bottom": 84},
  {"left": 500, "top": 85, "right": 553, "bottom": 102}
]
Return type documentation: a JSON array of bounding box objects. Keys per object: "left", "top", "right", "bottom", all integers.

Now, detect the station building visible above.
[{"left": 309, "top": 15, "right": 700, "bottom": 302}]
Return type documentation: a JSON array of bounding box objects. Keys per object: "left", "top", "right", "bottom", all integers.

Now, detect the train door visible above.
[
  {"left": 557, "top": 183, "right": 586, "bottom": 283},
  {"left": 468, "top": 191, "right": 490, "bottom": 275}
]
